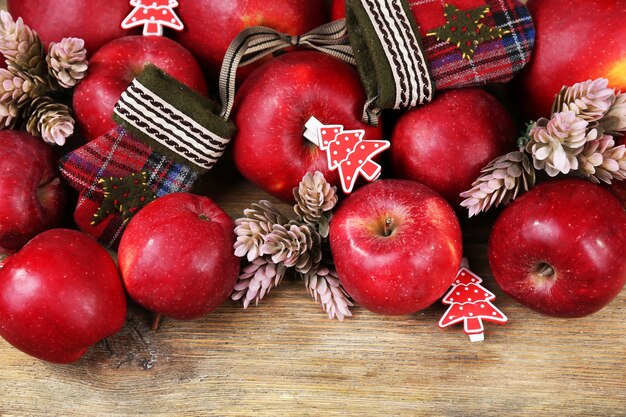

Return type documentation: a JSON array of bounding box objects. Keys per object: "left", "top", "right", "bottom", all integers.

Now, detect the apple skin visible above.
[
  {"left": 172, "top": 0, "right": 328, "bottom": 81},
  {"left": 330, "top": 0, "right": 346, "bottom": 20},
  {"left": 233, "top": 51, "right": 382, "bottom": 203},
  {"left": 391, "top": 89, "right": 516, "bottom": 208},
  {"left": 0, "top": 229, "right": 127, "bottom": 364},
  {"left": 7, "top": 0, "right": 133, "bottom": 55},
  {"left": 329, "top": 179, "right": 463, "bottom": 315},
  {"left": 0, "top": 131, "right": 65, "bottom": 253},
  {"left": 118, "top": 193, "right": 240, "bottom": 320},
  {"left": 73, "top": 36, "right": 208, "bottom": 142},
  {"left": 489, "top": 179, "right": 626, "bottom": 318},
  {"left": 515, "top": 0, "right": 626, "bottom": 119}
]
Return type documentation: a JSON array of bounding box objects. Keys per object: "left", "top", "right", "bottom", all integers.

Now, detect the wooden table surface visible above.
[{"left": 1, "top": 1, "right": 626, "bottom": 416}]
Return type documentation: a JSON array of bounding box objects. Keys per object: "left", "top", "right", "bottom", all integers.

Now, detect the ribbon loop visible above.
[{"left": 218, "top": 19, "right": 355, "bottom": 121}]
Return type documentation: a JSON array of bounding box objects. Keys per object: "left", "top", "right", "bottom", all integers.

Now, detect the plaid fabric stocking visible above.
[
  {"left": 60, "top": 64, "right": 235, "bottom": 248},
  {"left": 345, "top": 0, "right": 535, "bottom": 123}
]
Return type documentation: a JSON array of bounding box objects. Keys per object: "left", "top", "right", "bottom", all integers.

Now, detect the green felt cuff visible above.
[{"left": 113, "top": 64, "right": 236, "bottom": 173}]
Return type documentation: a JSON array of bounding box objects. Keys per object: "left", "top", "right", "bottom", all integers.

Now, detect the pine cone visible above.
[
  {"left": 576, "top": 135, "right": 626, "bottom": 184},
  {"left": 293, "top": 171, "right": 338, "bottom": 238},
  {"left": 0, "top": 95, "right": 19, "bottom": 128},
  {"left": 234, "top": 200, "right": 287, "bottom": 262},
  {"left": 526, "top": 112, "right": 594, "bottom": 176},
  {"left": 600, "top": 92, "right": 626, "bottom": 135},
  {"left": 0, "top": 67, "right": 47, "bottom": 105},
  {"left": 0, "top": 11, "right": 46, "bottom": 78},
  {"left": 261, "top": 223, "right": 322, "bottom": 273},
  {"left": 301, "top": 265, "right": 353, "bottom": 321},
  {"left": 47, "top": 38, "right": 88, "bottom": 89},
  {"left": 552, "top": 78, "right": 615, "bottom": 123},
  {"left": 460, "top": 151, "right": 535, "bottom": 217},
  {"left": 231, "top": 257, "right": 287, "bottom": 308},
  {"left": 24, "top": 96, "right": 74, "bottom": 146}
]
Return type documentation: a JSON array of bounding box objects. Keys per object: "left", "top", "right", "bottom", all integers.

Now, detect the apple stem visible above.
[
  {"left": 384, "top": 217, "right": 393, "bottom": 237},
  {"left": 538, "top": 263, "right": 555, "bottom": 278},
  {"left": 151, "top": 314, "right": 162, "bottom": 332}
]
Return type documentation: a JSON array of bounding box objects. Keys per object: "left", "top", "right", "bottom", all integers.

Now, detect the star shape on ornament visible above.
[
  {"left": 426, "top": 3, "right": 510, "bottom": 60},
  {"left": 92, "top": 171, "right": 156, "bottom": 226}
]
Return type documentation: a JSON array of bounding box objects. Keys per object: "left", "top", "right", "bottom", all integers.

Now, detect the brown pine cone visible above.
[
  {"left": 293, "top": 171, "right": 338, "bottom": 238},
  {"left": 24, "top": 96, "right": 74, "bottom": 145},
  {"left": 47, "top": 38, "right": 88, "bottom": 89}
]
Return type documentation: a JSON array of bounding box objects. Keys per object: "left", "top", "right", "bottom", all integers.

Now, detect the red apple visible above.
[
  {"left": 7, "top": 0, "right": 133, "bottom": 55},
  {"left": 489, "top": 179, "right": 626, "bottom": 317},
  {"left": 118, "top": 193, "right": 239, "bottom": 320},
  {"left": 0, "top": 229, "right": 127, "bottom": 363},
  {"left": 172, "top": 0, "right": 328, "bottom": 81},
  {"left": 0, "top": 131, "right": 64, "bottom": 253},
  {"left": 515, "top": 0, "right": 626, "bottom": 119},
  {"left": 73, "top": 36, "right": 207, "bottom": 142},
  {"left": 329, "top": 179, "right": 463, "bottom": 315},
  {"left": 330, "top": 0, "right": 345, "bottom": 20},
  {"left": 233, "top": 51, "right": 382, "bottom": 203},
  {"left": 391, "top": 89, "right": 516, "bottom": 208}
]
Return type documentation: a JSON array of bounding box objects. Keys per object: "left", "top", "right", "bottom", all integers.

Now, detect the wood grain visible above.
[
  {"left": 1, "top": 176, "right": 625, "bottom": 417},
  {"left": 1, "top": 0, "right": 626, "bottom": 415}
]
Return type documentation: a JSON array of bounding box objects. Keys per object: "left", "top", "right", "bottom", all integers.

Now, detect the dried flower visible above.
[
  {"left": 47, "top": 38, "right": 88, "bottom": 89},
  {"left": 577, "top": 134, "right": 626, "bottom": 184},
  {"left": 231, "top": 257, "right": 287, "bottom": 308},
  {"left": 294, "top": 171, "right": 338, "bottom": 238},
  {"left": 526, "top": 112, "right": 593, "bottom": 176},
  {"left": 24, "top": 96, "right": 73, "bottom": 145},
  {"left": 600, "top": 92, "right": 626, "bottom": 135},
  {"left": 234, "top": 201, "right": 287, "bottom": 262},
  {"left": 261, "top": 223, "right": 322, "bottom": 273},
  {"left": 0, "top": 11, "right": 46, "bottom": 78},
  {"left": 0, "top": 67, "right": 47, "bottom": 104},
  {"left": 552, "top": 78, "right": 615, "bottom": 123},
  {"left": 460, "top": 151, "right": 535, "bottom": 217},
  {"left": 301, "top": 265, "right": 353, "bottom": 321}
]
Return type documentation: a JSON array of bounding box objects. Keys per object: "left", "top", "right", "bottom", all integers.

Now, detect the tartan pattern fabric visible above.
[
  {"left": 59, "top": 127, "right": 198, "bottom": 248},
  {"left": 409, "top": 0, "right": 535, "bottom": 89}
]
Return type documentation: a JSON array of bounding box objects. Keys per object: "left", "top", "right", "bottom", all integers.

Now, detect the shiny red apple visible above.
[
  {"left": 172, "top": 0, "right": 328, "bottom": 81},
  {"left": 489, "top": 179, "right": 626, "bottom": 317},
  {"left": 73, "top": 36, "right": 207, "bottom": 142},
  {"left": 0, "top": 131, "right": 64, "bottom": 254},
  {"left": 233, "top": 50, "right": 382, "bottom": 203},
  {"left": 330, "top": 0, "right": 345, "bottom": 20},
  {"left": 329, "top": 179, "right": 463, "bottom": 315},
  {"left": 391, "top": 88, "right": 516, "bottom": 208},
  {"left": 515, "top": 0, "right": 626, "bottom": 119},
  {"left": 7, "top": 0, "right": 132, "bottom": 55},
  {"left": 118, "top": 193, "right": 239, "bottom": 320},
  {"left": 0, "top": 229, "right": 127, "bottom": 363}
]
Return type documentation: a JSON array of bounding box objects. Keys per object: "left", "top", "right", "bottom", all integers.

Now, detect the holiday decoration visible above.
[
  {"left": 59, "top": 64, "right": 235, "bottom": 248},
  {"left": 171, "top": 0, "right": 327, "bottom": 80},
  {"left": 426, "top": 4, "right": 509, "bottom": 61},
  {"left": 118, "top": 193, "right": 240, "bottom": 322},
  {"left": 0, "top": 11, "right": 87, "bottom": 145},
  {"left": 0, "top": 229, "right": 127, "bottom": 364},
  {"left": 345, "top": 0, "right": 534, "bottom": 123},
  {"left": 461, "top": 78, "right": 626, "bottom": 216},
  {"left": 232, "top": 172, "right": 353, "bottom": 321},
  {"left": 304, "top": 117, "right": 390, "bottom": 194},
  {"left": 489, "top": 179, "right": 626, "bottom": 318},
  {"left": 73, "top": 35, "right": 207, "bottom": 142},
  {"left": 121, "top": 0, "right": 184, "bottom": 37},
  {"left": 439, "top": 266, "right": 507, "bottom": 342},
  {"left": 0, "top": 130, "right": 65, "bottom": 252},
  {"left": 329, "top": 179, "right": 463, "bottom": 315}
]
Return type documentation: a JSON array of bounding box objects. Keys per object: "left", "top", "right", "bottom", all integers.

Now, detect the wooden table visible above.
[
  {"left": 1, "top": 177, "right": 625, "bottom": 417},
  {"left": 1, "top": 1, "right": 625, "bottom": 416}
]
